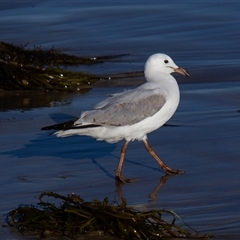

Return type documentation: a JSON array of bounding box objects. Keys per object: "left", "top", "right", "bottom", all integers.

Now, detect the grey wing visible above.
[{"left": 78, "top": 89, "right": 166, "bottom": 126}]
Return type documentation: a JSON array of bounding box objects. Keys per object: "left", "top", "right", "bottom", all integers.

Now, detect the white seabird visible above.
[{"left": 42, "top": 53, "right": 190, "bottom": 182}]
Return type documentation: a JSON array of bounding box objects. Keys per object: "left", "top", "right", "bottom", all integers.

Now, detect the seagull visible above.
[{"left": 42, "top": 53, "right": 190, "bottom": 183}]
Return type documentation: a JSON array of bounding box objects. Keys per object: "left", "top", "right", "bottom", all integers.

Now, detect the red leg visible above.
[
  {"left": 143, "top": 139, "right": 184, "bottom": 175},
  {"left": 115, "top": 141, "right": 135, "bottom": 183}
]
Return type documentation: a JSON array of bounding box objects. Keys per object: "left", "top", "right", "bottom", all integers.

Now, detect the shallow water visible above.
[
  {"left": 1, "top": 1, "right": 240, "bottom": 239},
  {"left": 1, "top": 1, "right": 240, "bottom": 80},
  {"left": 1, "top": 82, "right": 240, "bottom": 239}
]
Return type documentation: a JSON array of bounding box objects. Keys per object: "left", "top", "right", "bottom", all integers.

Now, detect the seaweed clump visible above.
[
  {"left": 0, "top": 41, "right": 106, "bottom": 92},
  {"left": 7, "top": 191, "right": 212, "bottom": 239}
]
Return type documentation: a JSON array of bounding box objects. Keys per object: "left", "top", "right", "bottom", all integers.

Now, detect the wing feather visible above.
[{"left": 77, "top": 88, "right": 166, "bottom": 126}]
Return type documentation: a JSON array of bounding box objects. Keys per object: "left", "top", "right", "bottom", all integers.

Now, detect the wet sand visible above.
[{"left": 0, "top": 80, "right": 240, "bottom": 239}]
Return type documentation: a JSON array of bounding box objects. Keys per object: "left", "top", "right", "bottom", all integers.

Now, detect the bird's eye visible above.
[{"left": 164, "top": 60, "right": 169, "bottom": 63}]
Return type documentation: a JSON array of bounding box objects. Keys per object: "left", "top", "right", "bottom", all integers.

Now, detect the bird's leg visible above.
[
  {"left": 143, "top": 139, "right": 184, "bottom": 175},
  {"left": 115, "top": 141, "right": 134, "bottom": 183}
]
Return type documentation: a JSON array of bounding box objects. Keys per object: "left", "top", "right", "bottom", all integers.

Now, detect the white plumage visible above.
[{"left": 42, "top": 53, "right": 190, "bottom": 182}]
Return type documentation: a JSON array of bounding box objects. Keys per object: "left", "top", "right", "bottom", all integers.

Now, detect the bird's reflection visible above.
[
  {"left": 115, "top": 174, "right": 173, "bottom": 203},
  {"left": 148, "top": 174, "right": 171, "bottom": 201}
]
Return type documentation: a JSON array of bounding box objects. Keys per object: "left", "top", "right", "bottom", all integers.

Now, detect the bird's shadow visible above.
[{"left": 1, "top": 113, "right": 161, "bottom": 181}]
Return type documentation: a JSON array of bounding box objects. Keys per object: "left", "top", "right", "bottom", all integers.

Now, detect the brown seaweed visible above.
[
  {"left": 7, "top": 191, "right": 212, "bottom": 239},
  {"left": 0, "top": 41, "right": 128, "bottom": 92}
]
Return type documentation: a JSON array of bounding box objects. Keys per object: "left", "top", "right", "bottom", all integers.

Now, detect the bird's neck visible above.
[{"left": 144, "top": 71, "right": 179, "bottom": 97}]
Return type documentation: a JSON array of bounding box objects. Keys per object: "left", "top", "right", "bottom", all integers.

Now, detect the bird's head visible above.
[{"left": 144, "top": 53, "right": 190, "bottom": 81}]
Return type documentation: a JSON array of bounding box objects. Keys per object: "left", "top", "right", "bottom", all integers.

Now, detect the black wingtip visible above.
[
  {"left": 41, "top": 125, "right": 55, "bottom": 130},
  {"left": 41, "top": 117, "right": 79, "bottom": 131},
  {"left": 41, "top": 118, "right": 102, "bottom": 131}
]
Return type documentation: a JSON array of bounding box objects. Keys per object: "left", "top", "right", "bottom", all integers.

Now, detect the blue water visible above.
[
  {"left": 1, "top": 1, "right": 240, "bottom": 81},
  {"left": 1, "top": 2, "right": 240, "bottom": 239}
]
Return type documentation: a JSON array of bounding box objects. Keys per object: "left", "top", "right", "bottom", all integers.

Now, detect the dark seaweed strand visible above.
[{"left": 7, "top": 191, "right": 212, "bottom": 239}]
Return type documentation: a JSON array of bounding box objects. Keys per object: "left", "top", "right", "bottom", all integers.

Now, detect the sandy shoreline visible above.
[{"left": 1, "top": 80, "right": 240, "bottom": 239}]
